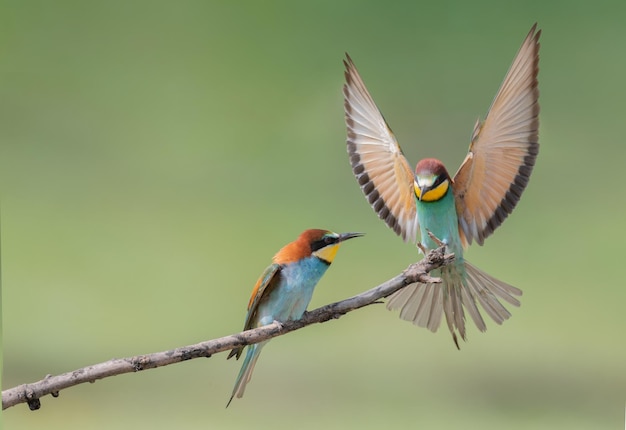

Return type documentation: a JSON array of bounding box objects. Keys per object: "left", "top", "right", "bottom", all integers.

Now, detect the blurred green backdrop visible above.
[{"left": 2, "top": 1, "right": 625, "bottom": 429}]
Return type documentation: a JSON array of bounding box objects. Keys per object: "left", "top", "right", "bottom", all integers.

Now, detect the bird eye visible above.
[{"left": 310, "top": 236, "right": 336, "bottom": 253}]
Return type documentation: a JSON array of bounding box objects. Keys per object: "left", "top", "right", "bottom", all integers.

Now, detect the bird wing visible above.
[
  {"left": 343, "top": 54, "right": 419, "bottom": 243},
  {"left": 228, "top": 263, "right": 281, "bottom": 360},
  {"left": 244, "top": 263, "right": 281, "bottom": 331},
  {"left": 453, "top": 24, "right": 541, "bottom": 247}
]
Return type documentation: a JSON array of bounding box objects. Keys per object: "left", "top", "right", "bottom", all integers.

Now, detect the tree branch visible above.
[{"left": 2, "top": 246, "right": 453, "bottom": 411}]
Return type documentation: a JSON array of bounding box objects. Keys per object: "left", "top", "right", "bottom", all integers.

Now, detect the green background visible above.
[{"left": 2, "top": 1, "right": 625, "bottom": 429}]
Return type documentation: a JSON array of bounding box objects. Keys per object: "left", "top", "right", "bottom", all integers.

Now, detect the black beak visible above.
[
  {"left": 418, "top": 185, "right": 429, "bottom": 201},
  {"left": 338, "top": 232, "right": 365, "bottom": 242}
]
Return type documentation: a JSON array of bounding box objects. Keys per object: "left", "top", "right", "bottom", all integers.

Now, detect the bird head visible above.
[
  {"left": 414, "top": 158, "right": 451, "bottom": 202},
  {"left": 273, "top": 229, "right": 364, "bottom": 265}
]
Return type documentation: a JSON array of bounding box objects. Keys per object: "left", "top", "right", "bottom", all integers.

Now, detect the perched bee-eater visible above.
[
  {"left": 342, "top": 25, "right": 540, "bottom": 347},
  {"left": 227, "top": 229, "right": 363, "bottom": 406}
]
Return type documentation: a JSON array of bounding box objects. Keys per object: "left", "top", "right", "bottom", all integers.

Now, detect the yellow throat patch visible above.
[
  {"left": 415, "top": 179, "right": 449, "bottom": 202},
  {"left": 313, "top": 244, "right": 340, "bottom": 263}
]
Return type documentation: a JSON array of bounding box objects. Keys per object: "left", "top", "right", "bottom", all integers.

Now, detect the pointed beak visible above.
[
  {"left": 414, "top": 180, "right": 426, "bottom": 202},
  {"left": 337, "top": 232, "right": 365, "bottom": 242},
  {"left": 419, "top": 184, "right": 432, "bottom": 201}
]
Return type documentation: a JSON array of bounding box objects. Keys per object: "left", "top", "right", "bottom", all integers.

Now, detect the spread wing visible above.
[
  {"left": 228, "top": 263, "right": 281, "bottom": 360},
  {"left": 453, "top": 24, "right": 541, "bottom": 247},
  {"left": 343, "top": 54, "right": 418, "bottom": 243}
]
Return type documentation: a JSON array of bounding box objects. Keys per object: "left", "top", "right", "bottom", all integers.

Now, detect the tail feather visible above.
[
  {"left": 466, "top": 261, "right": 522, "bottom": 306},
  {"left": 395, "top": 282, "right": 441, "bottom": 332},
  {"left": 449, "top": 280, "right": 465, "bottom": 340},
  {"left": 460, "top": 280, "right": 486, "bottom": 332},
  {"left": 226, "top": 342, "right": 267, "bottom": 407},
  {"left": 427, "top": 284, "right": 444, "bottom": 331},
  {"left": 466, "top": 271, "right": 511, "bottom": 324},
  {"left": 420, "top": 283, "right": 443, "bottom": 331},
  {"left": 386, "top": 260, "right": 522, "bottom": 347},
  {"left": 392, "top": 282, "right": 437, "bottom": 332},
  {"left": 441, "top": 281, "right": 461, "bottom": 348},
  {"left": 395, "top": 283, "right": 421, "bottom": 322}
]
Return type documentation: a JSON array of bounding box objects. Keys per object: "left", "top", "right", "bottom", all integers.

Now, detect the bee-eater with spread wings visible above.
[{"left": 343, "top": 25, "right": 540, "bottom": 348}]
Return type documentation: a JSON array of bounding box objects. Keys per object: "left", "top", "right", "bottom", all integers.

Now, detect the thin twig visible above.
[{"left": 2, "top": 246, "right": 453, "bottom": 411}]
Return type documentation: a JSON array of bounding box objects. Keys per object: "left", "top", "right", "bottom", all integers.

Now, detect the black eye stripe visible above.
[
  {"left": 432, "top": 175, "right": 447, "bottom": 189},
  {"left": 435, "top": 176, "right": 443, "bottom": 187},
  {"left": 417, "top": 175, "right": 447, "bottom": 193},
  {"left": 310, "top": 236, "right": 337, "bottom": 252}
]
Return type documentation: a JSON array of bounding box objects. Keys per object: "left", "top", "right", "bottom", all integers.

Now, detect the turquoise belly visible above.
[{"left": 415, "top": 189, "right": 463, "bottom": 257}]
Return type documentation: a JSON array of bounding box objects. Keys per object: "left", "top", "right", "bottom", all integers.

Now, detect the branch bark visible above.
[{"left": 2, "top": 246, "right": 453, "bottom": 411}]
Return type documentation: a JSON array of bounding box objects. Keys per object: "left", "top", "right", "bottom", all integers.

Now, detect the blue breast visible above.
[{"left": 255, "top": 256, "right": 330, "bottom": 326}]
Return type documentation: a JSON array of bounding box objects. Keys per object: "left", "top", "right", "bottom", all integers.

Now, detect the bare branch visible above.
[{"left": 2, "top": 246, "right": 453, "bottom": 411}]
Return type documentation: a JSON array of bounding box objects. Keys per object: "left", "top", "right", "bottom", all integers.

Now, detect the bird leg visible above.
[{"left": 426, "top": 229, "right": 446, "bottom": 247}]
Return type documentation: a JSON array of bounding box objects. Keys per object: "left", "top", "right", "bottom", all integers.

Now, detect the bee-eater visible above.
[
  {"left": 342, "top": 25, "right": 540, "bottom": 347},
  {"left": 226, "top": 229, "right": 363, "bottom": 406}
]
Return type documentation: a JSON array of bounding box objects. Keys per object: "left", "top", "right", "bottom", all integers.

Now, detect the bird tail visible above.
[
  {"left": 386, "top": 260, "right": 522, "bottom": 348},
  {"left": 226, "top": 342, "right": 267, "bottom": 407}
]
